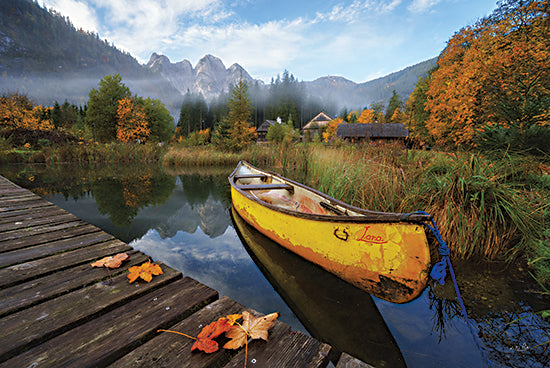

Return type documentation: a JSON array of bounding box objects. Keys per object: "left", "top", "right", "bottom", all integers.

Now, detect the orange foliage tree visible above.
[
  {"left": 322, "top": 117, "right": 343, "bottom": 142},
  {"left": 116, "top": 97, "right": 151, "bottom": 143},
  {"left": 419, "top": 0, "right": 549, "bottom": 148},
  {"left": 0, "top": 94, "right": 54, "bottom": 131},
  {"left": 357, "top": 109, "right": 376, "bottom": 124}
]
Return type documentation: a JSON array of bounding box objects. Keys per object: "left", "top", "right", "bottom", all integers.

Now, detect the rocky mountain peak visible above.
[{"left": 147, "top": 53, "right": 260, "bottom": 100}]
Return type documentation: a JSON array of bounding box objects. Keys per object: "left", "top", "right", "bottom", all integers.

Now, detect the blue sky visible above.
[{"left": 42, "top": 0, "right": 498, "bottom": 83}]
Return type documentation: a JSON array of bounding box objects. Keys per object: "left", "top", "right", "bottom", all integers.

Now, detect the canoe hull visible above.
[{"left": 230, "top": 162, "right": 431, "bottom": 303}]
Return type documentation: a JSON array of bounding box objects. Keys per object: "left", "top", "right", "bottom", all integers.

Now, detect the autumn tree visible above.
[
  {"left": 419, "top": 0, "right": 550, "bottom": 150},
  {"left": 322, "top": 117, "right": 343, "bottom": 142},
  {"left": 116, "top": 97, "right": 150, "bottom": 143},
  {"left": 87, "top": 74, "right": 131, "bottom": 142},
  {"left": 0, "top": 93, "right": 54, "bottom": 131},
  {"left": 357, "top": 109, "right": 376, "bottom": 124}
]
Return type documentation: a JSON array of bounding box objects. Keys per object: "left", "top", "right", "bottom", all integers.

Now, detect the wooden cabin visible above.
[
  {"left": 336, "top": 123, "right": 409, "bottom": 144},
  {"left": 256, "top": 120, "right": 276, "bottom": 142},
  {"left": 302, "top": 112, "right": 333, "bottom": 142}
]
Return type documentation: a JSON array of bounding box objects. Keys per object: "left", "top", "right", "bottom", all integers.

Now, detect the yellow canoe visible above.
[
  {"left": 231, "top": 207, "right": 407, "bottom": 367},
  {"left": 229, "top": 161, "right": 432, "bottom": 303}
]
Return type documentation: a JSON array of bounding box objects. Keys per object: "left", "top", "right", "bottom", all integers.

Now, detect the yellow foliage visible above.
[
  {"left": 322, "top": 117, "right": 342, "bottom": 142},
  {"left": 116, "top": 97, "right": 151, "bottom": 143},
  {"left": 358, "top": 109, "right": 376, "bottom": 124}
]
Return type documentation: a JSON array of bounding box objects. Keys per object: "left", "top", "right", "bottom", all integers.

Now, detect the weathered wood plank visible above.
[
  {"left": 0, "top": 203, "right": 56, "bottom": 220},
  {"left": 108, "top": 296, "right": 244, "bottom": 368},
  {"left": 0, "top": 198, "right": 52, "bottom": 212},
  {"left": 0, "top": 276, "right": 218, "bottom": 366},
  {"left": 336, "top": 353, "right": 376, "bottom": 368},
  {"left": 0, "top": 263, "right": 184, "bottom": 362},
  {"left": 0, "top": 213, "right": 76, "bottom": 233},
  {"left": 222, "top": 321, "right": 331, "bottom": 368},
  {"left": 0, "top": 223, "right": 99, "bottom": 253},
  {"left": 0, "top": 230, "right": 114, "bottom": 268},
  {"left": 0, "top": 206, "right": 69, "bottom": 225},
  {"left": 0, "top": 250, "right": 146, "bottom": 317},
  {"left": 0, "top": 188, "right": 33, "bottom": 198},
  {"left": 0, "top": 239, "right": 132, "bottom": 289}
]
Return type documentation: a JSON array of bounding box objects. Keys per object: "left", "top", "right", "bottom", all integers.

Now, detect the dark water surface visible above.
[{"left": 1, "top": 163, "right": 548, "bottom": 368}]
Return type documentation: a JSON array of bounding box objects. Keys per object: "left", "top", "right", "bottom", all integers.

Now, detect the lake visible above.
[{"left": 1, "top": 162, "right": 548, "bottom": 368}]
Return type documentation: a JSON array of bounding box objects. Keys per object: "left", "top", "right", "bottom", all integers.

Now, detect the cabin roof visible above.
[
  {"left": 256, "top": 120, "right": 276, "bottom": 132},
  {"left": 302, "top": 112, "right": 334, "bottom": 130},
  {"left": 336, "top": 123, "right": 409, "bottom": 138}
]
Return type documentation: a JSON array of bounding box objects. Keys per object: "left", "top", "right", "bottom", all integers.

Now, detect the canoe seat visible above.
[
  {"left": 233, "top": 174, "right": 269, "bottom": 182},
  {"left": 237, "top": 183, "right": 294, "bottom": 194}
]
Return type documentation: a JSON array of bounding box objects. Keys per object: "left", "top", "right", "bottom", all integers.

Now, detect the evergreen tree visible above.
[
  {"left": 385, "top": 90, "right": 403, "bottom": 121},
  {"left": 223, "top": 78, "right": 255, "bottom": 151}
]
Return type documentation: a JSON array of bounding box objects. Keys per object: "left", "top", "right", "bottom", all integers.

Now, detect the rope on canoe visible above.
[{"left": 412, "top": 211, "right": 493, "bottom": 368}]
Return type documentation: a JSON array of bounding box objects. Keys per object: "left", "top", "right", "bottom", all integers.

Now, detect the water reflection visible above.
[{"left": 1, "top": 163, "right": 549, "bottom": 368}]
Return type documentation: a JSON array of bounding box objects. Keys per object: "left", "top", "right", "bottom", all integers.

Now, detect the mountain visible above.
[
  {"left": 304, "top": 58, "right": 437, "bottom": 109},
  {"left": 146, "top": 53, "right": 260, "bottom": 100},
  {"left": 1, "top": 0, "right": 435, "bottom": 118},
  {"left": 0, "top": 0, "right": 182, "bottom": 114}
]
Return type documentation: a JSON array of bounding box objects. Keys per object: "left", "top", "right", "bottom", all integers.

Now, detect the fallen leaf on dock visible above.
[
  {"left": 191, "top": 314, "right": 242, "bottom": 353},
  {"left": 127, "top": 260, "right": 163, "bottom": 283},
  {"left": 91, "top": 253, "right": 129, "bottom": 268},
  {"left": 224, "top": 311, "right": 280, "bottom": 350}
]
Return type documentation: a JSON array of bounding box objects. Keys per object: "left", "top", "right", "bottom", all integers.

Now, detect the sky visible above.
[{"left": 41, "top": 0, "right": 499, "bottom": 83}]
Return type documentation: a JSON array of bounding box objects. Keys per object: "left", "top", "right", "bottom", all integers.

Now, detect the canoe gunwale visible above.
[{"left": 229, "top": 161, "right": 432, "bottom": 224}]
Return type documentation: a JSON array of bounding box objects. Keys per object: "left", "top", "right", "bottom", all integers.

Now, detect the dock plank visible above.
[
  {"left": 0, "top": 264, "right": 184, "bottom": 363},
  {"left": 0, "top": 239, "right": 132, "bottom": 289},
  {"left": 0, "top": 277, "right": 218, "bottom": 367},
  {"left": 0, "top": 250, "right": 146, "bottom": 317},
  {"left": 0, "top": 220, "right": 87, "bottom": 245},
  {"left": 0, "top": 223, "right": 100, "bottom": 253},
  {"left": 0, "top": 206, "right": 69, "bottom": 224},
  {"left": 223, "top": 320, "right": 331, "bottom": 368},
  {"left": 109, "top": 296, "right": 245, "bottom": 368},
  {"left": 0, "top": 230, "right": 114, "bottom": 267},
  {"left": 0, "top": 212, "right": 77, "bottom": 233}
]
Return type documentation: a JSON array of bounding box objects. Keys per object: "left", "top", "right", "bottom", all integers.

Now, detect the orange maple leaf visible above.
[
  {"left": 127, "top": 261, "right": 163, "bottom": 283},
  {"left": 223, "top": 311, "right": 279, "bottom": 350},
  {"left": 189, "top": 316, "right": 235, "bottom": 353},
  {"left": 91, "top": 253, "right": 129, "bottom": 268}
]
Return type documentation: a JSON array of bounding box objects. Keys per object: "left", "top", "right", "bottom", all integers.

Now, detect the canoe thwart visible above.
[
  {"left": 236, "top": 183, "right": 294, "bottom": 194},
  {"left": 233, "top": 174, "right": 269, "bottom": 181}
]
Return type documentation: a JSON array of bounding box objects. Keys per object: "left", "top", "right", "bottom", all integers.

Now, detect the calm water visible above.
[{"left": 1, "top": 163, "right": 548, "bottom": 368}]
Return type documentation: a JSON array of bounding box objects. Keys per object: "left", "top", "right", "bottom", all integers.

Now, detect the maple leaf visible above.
[
  {"left": 223, "top": 311, "right": 280, "bottom": 350},
  {"left": 127, "top": 261, "right": 163, "bottom": 283},
  {"left": 91, "top": 253, "right": 129, "bottom": 268},
  {"left": 158, "top": 314, "right": 242, "bottom": 354},
  {"left": 191, "top": 318, "right": 231, "bottom": 353}
]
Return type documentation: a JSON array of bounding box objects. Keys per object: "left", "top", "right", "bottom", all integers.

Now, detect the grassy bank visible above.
[{"left": 0, "top": 142, "right": 167, "bottom": 164}]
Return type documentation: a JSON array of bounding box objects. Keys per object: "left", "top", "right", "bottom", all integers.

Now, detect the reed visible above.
[{"left": 298, "top": 146, "right": 546, "bottom": 263}]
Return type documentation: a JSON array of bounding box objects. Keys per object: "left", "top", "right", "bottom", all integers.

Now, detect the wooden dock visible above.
[{"left": 0, "top": 175, "right": 373, "bottom": 368}]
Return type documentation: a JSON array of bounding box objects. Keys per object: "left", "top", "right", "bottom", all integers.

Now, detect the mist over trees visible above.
[{"left": 176, "top": 70, "right": 339, "bottom": 138}]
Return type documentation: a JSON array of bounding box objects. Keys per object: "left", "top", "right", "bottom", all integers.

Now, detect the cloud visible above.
[
  {"left": 42, "top": 0, "right": 100, "bottom": 33},
  {"left": 407, "top": 0, "right": 441, "bottom": 13}
]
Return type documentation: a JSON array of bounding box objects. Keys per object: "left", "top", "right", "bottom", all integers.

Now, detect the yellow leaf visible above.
[
  {"left": 127, "top": 261, "right": 163, "bottom": 283},
  {"left": 223, "top": 311, "right": 279, "bottom": 350}
]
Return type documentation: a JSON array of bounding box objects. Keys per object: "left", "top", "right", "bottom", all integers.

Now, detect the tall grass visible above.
[{"left": 292, "top": 145, "right": 545, "bottom": 263}]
